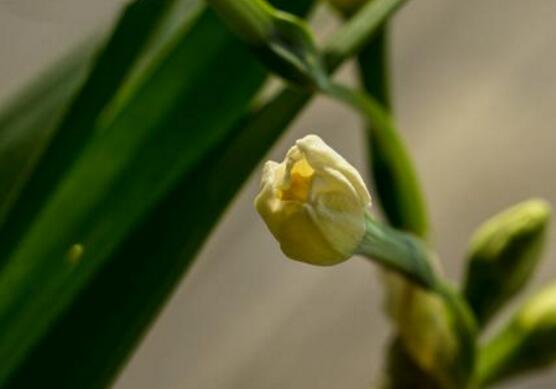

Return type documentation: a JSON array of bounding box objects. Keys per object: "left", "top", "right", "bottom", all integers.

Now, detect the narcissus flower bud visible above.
[{"left": 255, "top": 134, "right": 371, "bottom": 266}]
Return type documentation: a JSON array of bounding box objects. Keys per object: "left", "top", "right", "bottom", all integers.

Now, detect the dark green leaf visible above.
[
  {"left": 1, "top": 1, "right": 314, "bottom": 387},
  {"left": 0, "top": 39, "right": 98, "bottom": 224}
]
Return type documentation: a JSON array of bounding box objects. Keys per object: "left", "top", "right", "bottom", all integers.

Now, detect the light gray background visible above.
[{"left": 1, "top": 1, "right": 556, "bottom": 388}]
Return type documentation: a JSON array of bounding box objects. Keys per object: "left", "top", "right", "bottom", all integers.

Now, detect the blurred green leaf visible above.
[
  {"left": 0, "top": 39, "right": 98, "bottom": 224},
  {"left": 4, "top": 77, "right": 310, "bottom": 389},
  {"left": 0, "top": 0, "right": 314, "bottom": 387},
  {"left": 0, "top": 0, "right": 265, "bottom": 383},
  {"left": 357, "top": 25, "right": 427, "bottom": 238},
  {"left": 0, "top": 0, "right": 201, "bottom": 227},
  {"left": 0, "top": 0, "right": 179, "bottom": 256}
]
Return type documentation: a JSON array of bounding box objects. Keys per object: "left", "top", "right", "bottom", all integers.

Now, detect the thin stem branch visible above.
[
  {"left": 357, "top": 214, "right": 437, "bottom": 289},
  {"left": 323, "top": 0, "right": 407, "bottom": 70}
]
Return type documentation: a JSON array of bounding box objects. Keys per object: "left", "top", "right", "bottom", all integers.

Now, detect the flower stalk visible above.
[
  {"left": 357, "top": 214, "right": 437, "bottom": 289},
  {"left": 323, "top": 0, "right": 406, "bottom": 70},
  {"left": 207, "top": 0, "right": 329, "bottom": 88},
  {"left": 324, "top": 83, "right": 428, "bottom": 236}
]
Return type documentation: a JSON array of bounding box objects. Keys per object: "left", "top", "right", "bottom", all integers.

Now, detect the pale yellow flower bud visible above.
[{"left": 255, "top": 134, "right": 371, "bottom": 266}]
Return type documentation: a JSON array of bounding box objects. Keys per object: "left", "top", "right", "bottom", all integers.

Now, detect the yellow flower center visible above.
[{"left": 279, "top": 158, "right": 314, "bottom": 202}]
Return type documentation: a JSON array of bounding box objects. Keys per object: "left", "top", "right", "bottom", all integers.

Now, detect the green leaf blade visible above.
[
  {"left": 1, "top": 1, "right": 315, "bottom": 387},
  {"left": 0, "top": 0, "right": 177, "bottom": 260}
]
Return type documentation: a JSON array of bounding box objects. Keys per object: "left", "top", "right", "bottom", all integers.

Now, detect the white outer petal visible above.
[{"left": 296, "top": 134, "right": 371, "bottom": 207}]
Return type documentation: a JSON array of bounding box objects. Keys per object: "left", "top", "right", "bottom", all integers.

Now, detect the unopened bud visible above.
[
  {"left": 255, "top": 134, "right": 371, "bottom": 266},
  {"left": 479, "top": 283, "right": 556, "bottom": 385},
  {"left": 208, "top": 0, "right": 328, "bottom": 88},
  {"left": 255, "top": 134, "right": 437, "bottom": 290},
  {"left": 464, "top": 199, "right": 551, "bottom": 326},
  {"left": 383, "top": 275, "right": 476, "bottom": 389}
]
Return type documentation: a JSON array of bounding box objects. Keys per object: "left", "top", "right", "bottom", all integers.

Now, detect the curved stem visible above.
[
  {"left": 357, "top": 214, "right": 437, "bottom": 289},
  {"left": 322, "top": 82, "right": 428, "bottom": 236},
  {"left": 323, "top": 0, "right": 407, "bottom": 70}
]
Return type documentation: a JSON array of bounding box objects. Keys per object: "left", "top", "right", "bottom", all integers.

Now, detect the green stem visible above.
[
  {"left": 356, "top": 26, "right": 427, "bottom": 233},
  {"left": 356, "top": 23, "right": 456, "bottom": 389},
  {"left": 324, "top": 0, "right": 407, "bottom": 70},
  {"left": 224, "top": 0, "right": 407, "bottom": 188},
  {"left": 357, "top": 214, "right": 437, "bottom": 289},
  {"left": 322, "top": 82, "right": 393, "bottom": 131},
  {"left": 358, "top": 25, "right": 391, "bottom": 107},
  {"left": 323, "top": 82, "right": 428, "bottom": 236},
  {"left": 356, "top": 19, "right": 435, "bottom": 389},
  {"left": 357, "top": 215, "right": 476, "bottom": 388}
]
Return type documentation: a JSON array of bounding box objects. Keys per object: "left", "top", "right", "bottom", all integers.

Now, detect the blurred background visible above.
[{"left": 2, "top": 0, "right": 556, "bottom": 388}]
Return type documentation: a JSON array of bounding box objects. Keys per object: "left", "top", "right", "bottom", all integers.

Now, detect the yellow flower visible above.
[{"left": 254, "top": 134, "right": 371, "bottom": 265}]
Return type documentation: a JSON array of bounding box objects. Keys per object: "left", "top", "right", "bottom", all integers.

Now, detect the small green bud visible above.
[
  {"left": 359, "top": 217, "right": 437, "bottom": 289},
  {"left": 208, "top": 0, "right": 275, "bottom": 44},
  {"left": 463, "top": 199, "right": 551, "bottom": 326},
  {"left": 207, "top": 0, "right": 329, "bottom": 89},
  {"left": 479, "top": 283, "right": 556, "bottom": 385},
  {"left": 383, "top": 277, "right": 476, "bottom": 389}
]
